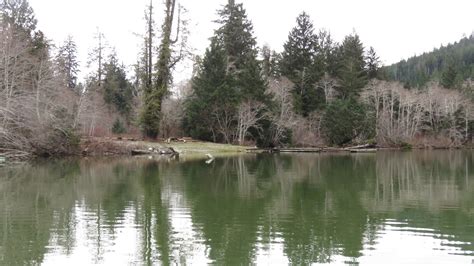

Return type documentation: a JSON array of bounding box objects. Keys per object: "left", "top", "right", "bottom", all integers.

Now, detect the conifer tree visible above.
[
  {"left": 261, "top": 45, "right": 280, "bottom": 80},
  {"left": 1, "top": 0, "right": 37, "bottom": 36},
  {"left": 184, "top": 0, "right": 267, "bottom": 144},
  {"left": 87, "top": 29, "right": 106, "bottom": 87},
  {"left": 336, "top": 33, "right": 367, "bottom": 99},
  {"left": 184, "top": 38, "right": 230, "bottom": 141},
  {"left": 279, "top": 12, "right": 324, "bottom": 116},
  {"left": 57, "top": 35, "right": 79, "bottom": 90},
  {"left": 214, "top": 0, "right": 266, "bottom": 102},
  {"left": 366, "top": 46, "right": 380, "bottom": 79},
  {"left": 103, "top": 53, "right": 134, "bottom": 118},
  {"left": 441, "top": 64, "right": 458, "bottom": 89}
]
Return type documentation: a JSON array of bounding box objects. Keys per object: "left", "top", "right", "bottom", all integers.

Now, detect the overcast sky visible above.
[{"left": 29, "top": 0, "right": 474, "bottom": 82}]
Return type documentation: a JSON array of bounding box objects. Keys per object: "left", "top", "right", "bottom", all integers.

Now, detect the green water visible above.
[{"left": 1, "top": 151, "right": 474, "bottom": 265}]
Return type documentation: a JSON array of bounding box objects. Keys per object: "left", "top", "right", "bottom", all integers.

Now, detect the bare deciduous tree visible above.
[
  {"left": 317, "top": 73, "right": 338, "bottom": 104},
  {"left": 236, "top": 100, "right": 265, "bottom": 145},
  {"left": 362, "top": 80, "right": 474, "bottom": 147},
  {"left": 267, "top": 77, "right": 297, "bottom": 145},
  {"left": 213, "top": 104, "right": 235, "bottom": 144}
]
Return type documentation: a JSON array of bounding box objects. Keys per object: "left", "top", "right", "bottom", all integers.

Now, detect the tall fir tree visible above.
[
  {"left": 1, "top": 0, "right": 37, "bottom": 36},
  {"left": 336, "top": 33, "right": 367, "bottom": 99},
  {"left": 366, "top": 46, "right": 380, "bottom": 79},
  {"left": 279, "top": 12, "right": 324, "bottom": 116},
  {"left": 56, "top": 35, "right": 79, "bottom": 90},
  {"left": 184, "top": 38, "right": 231, "bottom": 141},
  {"left": 184, "top": 0, "right": 267, "bottom": 144},
  {"left": 87, "top": 29, "right": 106, "bottom": 87},
  {"left": 214, "top": 0, "right": 266, "bottom": 102},
  {"left": 103, "top": 53, "right": 134, "bottom": 118},
  {"left": 441, "top": 63, "right": 458, "bottom": 89},
  {"left": 261, "top": 45, "right": 280, "bottom": 80}
]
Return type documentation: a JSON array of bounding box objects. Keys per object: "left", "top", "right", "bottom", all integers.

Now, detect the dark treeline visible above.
[{"left": 384, "top": 35, "right": 474, "bottom": 89}]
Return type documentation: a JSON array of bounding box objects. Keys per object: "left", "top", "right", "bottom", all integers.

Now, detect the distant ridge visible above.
[{"left": 383, "top": 34, "right": 474, "bottom": 88}]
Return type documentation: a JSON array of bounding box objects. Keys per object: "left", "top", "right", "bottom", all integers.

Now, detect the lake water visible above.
[{"left": 1, "top": 151, "right": 473, "bottom": 265}]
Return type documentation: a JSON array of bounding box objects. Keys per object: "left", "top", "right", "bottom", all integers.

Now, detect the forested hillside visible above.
[{"left": 384, "top": 35, "right": 474, "bottom": 88}]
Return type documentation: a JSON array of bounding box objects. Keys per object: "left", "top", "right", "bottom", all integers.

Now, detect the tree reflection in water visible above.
[{"left": 0, "top": 151, "right": 473, "bottom": 264}]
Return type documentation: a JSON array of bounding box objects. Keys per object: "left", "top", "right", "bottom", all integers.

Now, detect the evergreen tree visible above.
[
  {"left": 184, "top": 38, "right": 231, "bottom": 141},
  {"left": 336, "top": 34, "right": 367, "bottom": 99},
  {"left": 214, "top": 0, "right": 266, "bottom": 102},
  {"left": 441, "top": 64, "right": 458, "bottom": 89},
  {"left": 103, "top": 53, "right": 134, "bottom": 118},
  {"left": 184, "top": 0, "right": 267, "bottom": 144},
  {"left": 87, "top": 29, "right": 107, "bottom": 87},
  {"left": 112, "top": 118, "right": 126, "bottom": 134},
  {"left": 317, "top": 29, "right": 338, "bottom": 76},
  {"left": 1, "top": 0, "right": 37, "bottom": 36},
  {"left": 279, "top": 12, "right": 324, "bottom": 116},
  {"left": 322, "top": 99, "right": 367, "bottom": 146},
  {"left": 384, "top": 34, "right": 474, "bottom": 88},
  {"left": 261, "top": 45, "right": 280, "bottom": 80},
  {"left": 56, "top": 35, "right": 79, "bottom": 89},
  {"left": 366, "top": 46, "right": 380, "bottom": 79}
]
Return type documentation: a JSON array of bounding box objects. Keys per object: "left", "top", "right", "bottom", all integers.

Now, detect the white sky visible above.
[{"left": 29, "top": 0, "right": 474, "bottom": 83}]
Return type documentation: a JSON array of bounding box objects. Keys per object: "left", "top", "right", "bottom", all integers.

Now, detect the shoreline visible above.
[{"left": 2, "top": 137, "right": 473, "bottom": 164}]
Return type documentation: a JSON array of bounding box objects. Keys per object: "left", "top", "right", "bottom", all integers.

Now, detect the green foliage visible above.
[
  {"left": 140, "top": 89, "right": 162, "bottom": 139},
  {"left": 335, "top": 34, "right": 368, "bottom": 99},
  {"left": 112, "top": 119, "right": 126, "bottom": 134},
  {"left": 56, "top": 36, "right": 79, "bottom": 89},
  {"left": 321, "top": 99, "right": 367, "bottom": 146},
  {"left": 279, "top": 12, "right": 324, "bottom": 116},
  {"left": 184, "top": 38, "right": 230, "bottom": 141},
  {"left": 400, "top": 142, "right": 413, "bottom": 150},
  {"left": 1, "top": 0, "right": 37, "bottom": 36},
  {"left": 215, "top": 1, "right": 258, "bottom": 71},
  {"left": 384, "top": 35, "right": 474, "bottom": 88},
  {"left": 103, "top": 54, "right": 134, "bottom": 117},
  {"left": 261, "top": 45, "right": 280, "bottom": 80},
  {"left": 366, "top": 46, "right": 381, "bottom": 79},
  {"left": 440, "top": 64, "right": 458, "bottom": 89},
  {"left": 140, "top": 0, "right": 182, "bottom": 139},
  {"left": 184, "top": 1, "right": 268, "bottom": 145}
]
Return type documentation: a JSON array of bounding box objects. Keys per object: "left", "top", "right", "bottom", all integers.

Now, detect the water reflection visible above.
[{"left": 0, "top": 152, "right": 473, "bottom": 264}]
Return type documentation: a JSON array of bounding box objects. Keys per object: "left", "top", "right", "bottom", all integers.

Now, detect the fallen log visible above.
[
  {"left": 345, "top": 144, "right": 376, "bottom": 150},
  {"left": 132, "top": 147, "right": 179, "bottom": 156},
  {"left": 159, "top": 147, "right": 178, "bottom": 155},
  {"left": 131, "top": 149, "right": 152, "bottom": 156},
  {"left": 349, "top": 148, "right": 377, "bottom": 153},
  {"left": 246, "top": 148, "right": 277, "bottom": 153},
  {"left": 278, "top": 148, "right": 322, "bottom": 153}
]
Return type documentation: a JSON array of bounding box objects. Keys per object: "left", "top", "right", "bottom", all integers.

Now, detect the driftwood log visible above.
[
  {"left": 131, "top": 147, "right": 179, "bottom": 156},
  {"left": 348, "top": 148, "right": 377, "bottom": 153}
]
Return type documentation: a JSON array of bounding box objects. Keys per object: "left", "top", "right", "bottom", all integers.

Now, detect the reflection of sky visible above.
[
  {"left": 43, "top": 201, "right": 141, "bottom": 265},
  {"left": 39, "top": 200, "right": 473, "bottom": 265},
  {"left": 357, "top": 222, "right": 473, "bottom": 265}
]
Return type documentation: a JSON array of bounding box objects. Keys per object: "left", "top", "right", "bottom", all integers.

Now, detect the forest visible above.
[
  {"left": 384, "top": 35, "right": 474, "bottom": 89},
  {"left": 1, "top": 0, "right": 474, "bottom": 159}
]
